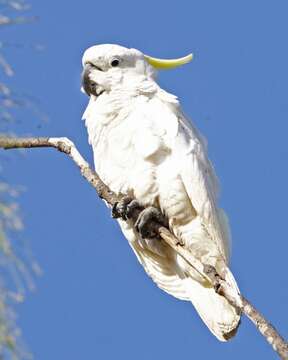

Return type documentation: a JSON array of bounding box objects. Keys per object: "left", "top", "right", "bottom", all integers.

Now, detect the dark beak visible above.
[{"left": 82, "top": 63, "right": 98, "bottom": 97}]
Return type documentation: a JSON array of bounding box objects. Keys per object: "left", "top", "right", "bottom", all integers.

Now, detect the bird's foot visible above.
[
  {"left": 112, "top": 197, "right": 144, "bottom": 221},
  {"left": 112, "top": 198, "right": 168, "bottom": 239},
  {"left": 135, "top": 206, "right": 168, "bottom": 239}
]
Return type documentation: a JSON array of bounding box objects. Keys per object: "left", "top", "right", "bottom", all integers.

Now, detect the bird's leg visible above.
[
  {"left": 135, "top": 206, "right": 168, "bottom": 240},
  {"left": 112, "top": 196, "right": 144, "bottom": 221}
]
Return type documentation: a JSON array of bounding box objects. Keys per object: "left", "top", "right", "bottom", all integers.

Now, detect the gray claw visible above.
[
  {"left": 135, "top": 206, "right": 168, "bottom": 239},
  {"left": 112, "top": 197, "right": 143, "bottom": 220},
  {"left": 112, "top": 196, "right": 132, "bottom": 219},
  {"left": 126, "top": 199, "right": 144, "bottom": 219}
]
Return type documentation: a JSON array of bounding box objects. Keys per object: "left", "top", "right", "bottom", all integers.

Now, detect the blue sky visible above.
[{"left": 2, "top": 0, "right": 288, "bottom": 359}]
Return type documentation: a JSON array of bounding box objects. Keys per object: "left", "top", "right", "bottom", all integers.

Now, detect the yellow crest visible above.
[{"left": 144, "top": 53, "right": 193, "bottom": 70}]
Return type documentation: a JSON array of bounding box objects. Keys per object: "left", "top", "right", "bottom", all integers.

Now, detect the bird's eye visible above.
[{"left": 110, "top": 58, "right": 120, "bottom": 67}]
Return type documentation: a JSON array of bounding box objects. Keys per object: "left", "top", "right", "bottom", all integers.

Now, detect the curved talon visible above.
[
  {"left": 112, "top": 199, "right": 168, "bottom": 239},
  {"left": 135, "top": 206, "right": 168, "bottom": 239},
  {"left": 111, "top": 196, "right": 132, "bottom": 219},
  {"left": 112, "top": 197, "right": 143, "bottom": 220},
  {"left": 126, "top": 199, "right": 144, "bottom": 219}
]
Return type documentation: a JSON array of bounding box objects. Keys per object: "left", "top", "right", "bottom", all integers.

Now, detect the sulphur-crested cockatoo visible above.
[{"left": 81, "top": 44, "right": 241, "bottom": 341}]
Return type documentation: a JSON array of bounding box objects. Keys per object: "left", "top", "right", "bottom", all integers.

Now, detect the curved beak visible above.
[
  {"left": 144, "top": 53, "right": 193, "bottom": 70},
  {"left": 82, "top": 63, "right": 95, "bottom": 96},
  {"left": 82, "top": 63, "right": 105, "bottom": 97}
]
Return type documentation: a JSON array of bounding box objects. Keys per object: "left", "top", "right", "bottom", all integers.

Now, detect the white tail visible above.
[{"left": 184, "top": 268, "right": 241, "bottom": 341}]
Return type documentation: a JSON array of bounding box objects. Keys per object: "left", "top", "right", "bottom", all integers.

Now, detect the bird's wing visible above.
[
  {"left": 173, "top": 112, "right": 231, "bottom": 263},
  {"left": 129, "top": 95, "right": 240, "bottom": 340},
  {"left": 146, "top": 89, "right": 230, "bottom": 263},
  {"left": 118, "top": 219, "right": 191, "bottom": 301},
  {"left": 128, "top": 90, "right": 231, "bottom": 263}
]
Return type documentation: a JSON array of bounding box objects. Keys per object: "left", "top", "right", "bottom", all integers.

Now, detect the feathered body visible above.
[{"left": 82, "top": 44, "right": 241, "bottom": 341}]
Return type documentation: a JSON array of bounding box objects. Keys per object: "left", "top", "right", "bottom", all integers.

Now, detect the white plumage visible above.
[{"left": 82, "top": 44, "right": 241, "bottom": 341}]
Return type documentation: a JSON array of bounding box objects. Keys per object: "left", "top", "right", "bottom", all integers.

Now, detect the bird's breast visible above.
[{"left": 91, "top": 115, "right": 162, "bottom": 206}]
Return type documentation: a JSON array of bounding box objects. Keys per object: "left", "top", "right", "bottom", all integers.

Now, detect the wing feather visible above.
[
  {"left": 175, "top": 114, "right": 230, "bottom": 262},
  {"left": 119, "top": 220, "right": 190, "bottom": 301}
]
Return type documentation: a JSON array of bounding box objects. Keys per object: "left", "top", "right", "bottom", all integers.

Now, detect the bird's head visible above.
[{"left": 81, "top": 44, "right": 192, "bottom": 98}]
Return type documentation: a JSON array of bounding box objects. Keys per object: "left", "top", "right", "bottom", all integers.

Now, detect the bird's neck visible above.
[{"left": 96, "top": 76, "right": 157, "bottom": 113}]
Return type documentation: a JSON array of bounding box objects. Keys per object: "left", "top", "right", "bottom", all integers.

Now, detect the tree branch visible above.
[{"left": 1, "top": 136, "right": 287, "bottom": 359}]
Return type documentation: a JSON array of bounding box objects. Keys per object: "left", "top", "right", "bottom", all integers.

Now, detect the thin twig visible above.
[{"left": 0, "top": 136, "right": 287, "bottom": 359}]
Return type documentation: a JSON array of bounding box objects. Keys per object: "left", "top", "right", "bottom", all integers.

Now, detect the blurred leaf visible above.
[{"left": 0, "top": 1, "right": 40, "bottom": 359}]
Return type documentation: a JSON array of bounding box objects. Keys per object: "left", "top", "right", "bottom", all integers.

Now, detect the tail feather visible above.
[
  {"left": 131, "top": 238, "right": 241, "bottom": 341},
  {"left": 184, "top": 272, "right": 241, "bottom": 341},
  {"left": 119, "top": 220, "right": 241, "bottom": 341}
]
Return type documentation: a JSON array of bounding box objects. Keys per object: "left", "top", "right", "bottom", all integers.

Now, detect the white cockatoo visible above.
[{"left": 81, "top": 44, "right": 241, "bottom": 341}]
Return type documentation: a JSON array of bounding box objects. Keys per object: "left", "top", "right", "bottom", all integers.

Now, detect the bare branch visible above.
[
  {"left": 242, "top": 297, "right": 288, "bottom": 358},
  {"left": 0, "top": 136, "right": 287, "bottom": 359},
  {"left": 0, "top": 137, "right": 122, "bottom": 205}
]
